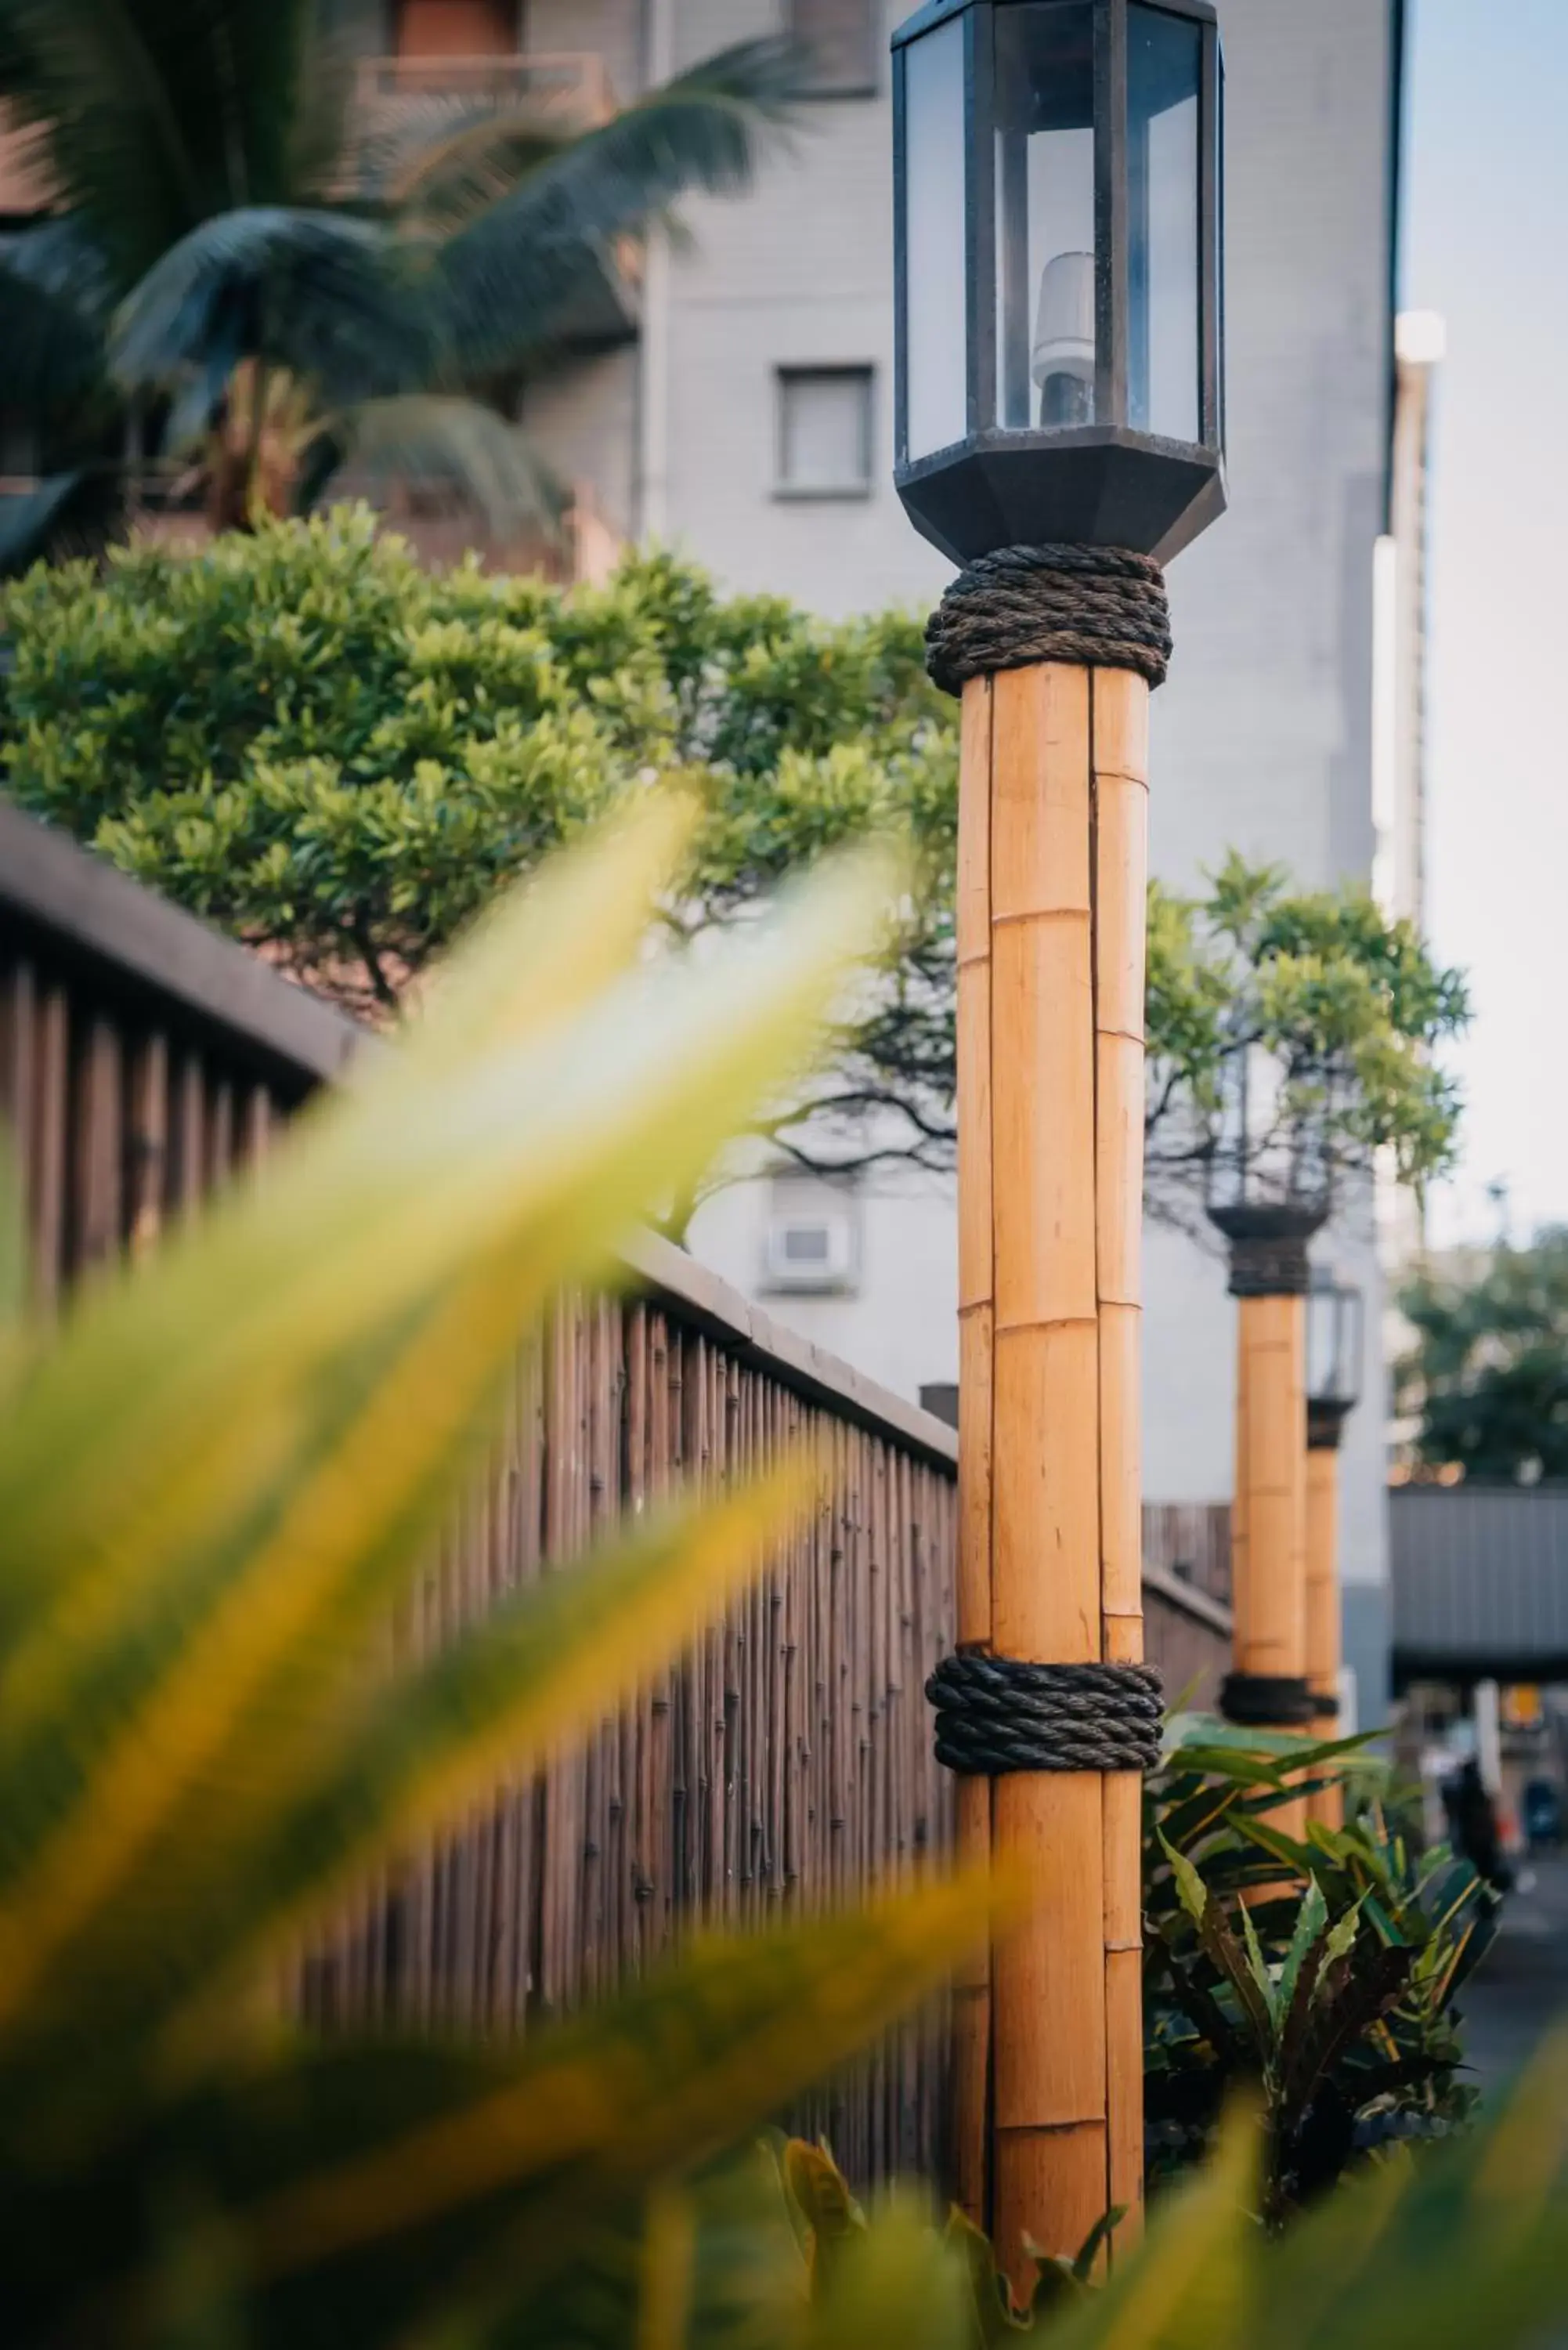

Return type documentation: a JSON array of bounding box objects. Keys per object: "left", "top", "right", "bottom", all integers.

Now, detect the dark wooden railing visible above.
[{"left": 0, "top": 803, "right": 1232, "bottom": 2181}]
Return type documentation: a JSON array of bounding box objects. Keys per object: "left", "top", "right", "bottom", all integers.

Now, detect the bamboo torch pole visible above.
[
  {"left": 953, "top": 674, "right": 995, "bottom": 2230},
  {"left": 1305, "top": 1411, "right": 1346, "bottom": 1830},
  {"left": 954, "top": 657, "right": 1148, "bottom": 2284},
  {"left": 1092, "top": 672, "right": 1151, "bottom": 2253},
  {"left": 1230, "top": 1284, "right": 1310, "bottom": 1843}
]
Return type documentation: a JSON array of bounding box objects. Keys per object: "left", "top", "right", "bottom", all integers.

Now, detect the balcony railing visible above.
[
  {"left": 0, "top": 54, "right": 615, "bottom": 222},
  {"left": 352, "top": 49, "right": 616, "bottom": 143}
]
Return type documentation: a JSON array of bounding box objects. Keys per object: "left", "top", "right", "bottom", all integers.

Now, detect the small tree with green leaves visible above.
[
  {"left": 0, "top": 514, "right": 1467, "bottom": 1231},
  {"left": 1143, "top": 855, "right": 1469, "bottom": 1231},
  {"left": 1398, "top": 1227, "right": 1568, "bottom": 1484}
]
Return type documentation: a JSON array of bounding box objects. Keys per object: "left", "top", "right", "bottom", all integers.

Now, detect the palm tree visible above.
[{"left": 0, "top": 0, "right": 800, "bottom": 566}]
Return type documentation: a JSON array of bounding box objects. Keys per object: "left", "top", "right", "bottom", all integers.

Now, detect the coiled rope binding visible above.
[
  {"left": 925, "top": 543, "right": 1172, "bottom": 699},
  {"left": 927, "top": 1654, "right": 1164, "bottom": 1777},
  {"left": 1219, "top": 1672, "right": 1319, "bottom": 1730}
]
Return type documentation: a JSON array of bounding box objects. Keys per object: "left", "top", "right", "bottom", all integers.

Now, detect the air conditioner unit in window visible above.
[{"left": 763, "top": 1213, "right": 855, "bottom": 1292}]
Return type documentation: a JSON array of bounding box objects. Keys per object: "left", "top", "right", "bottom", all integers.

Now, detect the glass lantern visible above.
[
  {"left": 1307, "top": 1269, "right": 1364, "bottom": 1432},
  {"left": 892, "top": 0, "right": 1226, "bottom": 566},
  {"left": 1204, "top": 1041, "right": 1331, "bottom": 1259}
]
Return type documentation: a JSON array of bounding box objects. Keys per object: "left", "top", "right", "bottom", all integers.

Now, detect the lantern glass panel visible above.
[
  {"left": 903, "top": 13, "right": 970, "bottom": 461},
  {"left": 1308, "top": 1278, "right": 1364, "bottom": 1412},
  {"left": 1128, "top": 4, "right": 1202, "bottom": 444},
  {"left": 1207, "top": 1043, "right": 1331, "bottom": 1220},
  {"left": 993, "top": 2, "right": 1097, "bottom": 432}
]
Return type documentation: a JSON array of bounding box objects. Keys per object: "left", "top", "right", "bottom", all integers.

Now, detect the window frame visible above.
[
  {"left": 760, "top": 1170, "right": 863, "bottom": 1296},
  {"left": 785, "top": 0, "right": 881, "bottom": 100},
  {"left": 774, "top": 363, "right": 877, "bottom": 502}
]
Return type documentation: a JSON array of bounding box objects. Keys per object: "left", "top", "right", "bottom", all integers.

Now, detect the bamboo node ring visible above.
[
  {"left": 924, "top": 543, "right": 1172, "bottom": 698},
  {"left": 926, "top": 1653, "right": 1164, "bottom": 1776}
]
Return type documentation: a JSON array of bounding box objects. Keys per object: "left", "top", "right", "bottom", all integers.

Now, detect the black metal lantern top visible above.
[
  {"left": 1205, "top": 1044, "right": 1331, "bottom": 1226},
  {"left": 1307, "top": 1269, "right": 1364, "bottom": 1445},
  {"left": 1204, "top": 1043, "right": 1331, "bottom": 1294},
  {"left": 892, "top": 0, "right": 1225, "bottom": 566}
]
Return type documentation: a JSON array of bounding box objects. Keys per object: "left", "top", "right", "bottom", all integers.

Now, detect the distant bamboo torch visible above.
[{"left": 1305, "top": 1271, "right": 1364, "bottom": 1828}]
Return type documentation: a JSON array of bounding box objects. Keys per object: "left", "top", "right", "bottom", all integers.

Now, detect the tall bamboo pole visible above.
[
  {"left": 1305, "top": 1415, "right": 1345, "bottom": 1831},
  {"left": 953, "top": 674, "right": 995, "bottom": 2231},
  {"left": 1093, "top": 673, "right": 1149, "bottom": 2252},
  {"left": 956, "top": 660, "right": 1149, "bottom": 2283},
  {"left": 1230, "top": 1289, "right": 1310, "bottom": 1842}
]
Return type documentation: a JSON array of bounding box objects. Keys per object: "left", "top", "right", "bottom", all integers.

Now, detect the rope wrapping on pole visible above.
[
  {"left": 1218, "top": 1671, "right": 1319, "bottom": 1729},
  {"left": 1224, "top": 1233, "right": 1313, "bottom": 1298},
  {"left": 927, "top": 1653, "right": 1165, "bottom": 1776},
  {"left": 925, "top": 543, "right": 1172, "bottom": 697}
]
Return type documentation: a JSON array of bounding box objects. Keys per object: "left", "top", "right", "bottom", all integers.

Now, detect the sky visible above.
[{"left": 1403, "top": 0, "right": 1568, "bottom": 1246}]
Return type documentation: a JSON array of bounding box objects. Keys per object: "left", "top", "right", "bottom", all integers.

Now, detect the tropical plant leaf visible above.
[
  {"left": 804, "top": 2191, "right": 970, "bottom": 2350},
  {"left": 0, "top": 1872, "right": 998, "bottom": 2348},
  {"left": 0, "top": 219, "right": 113, "bottom": 408},
  {"left": 1259, "top": 2030, "right": 1568, "bottom": 2350},
  {"left": 1158, "top": 1832, "right": 1208, "bottom": 1927},
  {"left": 1068, "top": 2206, "right": 1125, "bottom": 2286},
  {"left": 1045, "top": 2099, "right": 1258, "bottom": 2350},
  {"left": 783, "top": 2139, "right": 864, "bottom": 2296},
  {"left": 945, "top": 2208, "right": 1026, "bottom": 2345},
  {"left": 387, "top": 112, "right": 573, "bottom": 236},
  {"left": 0, "top": 791, "right": 689, "bottom": 1679},
  {"left": 0, "top": 0, "right": 349, "bottom": 285},
  {"left": 1290, "top": 1944, "right": 1413, "bottom": 2106},
  {"left": 0, "top": 468, "right": 125, "bottom": 578},
  {"left": 1237, "top": 1899, "right": 1278, "bottom": 2034},
  {"left": 0, "top": 807, "right": 898, "bottom": 2073},
  {"left": 1274, "top": 1875, "right": 1328, "bottom": 2029},
  {"left": 23, "top": 1466, "right": 820, "bottom": 2111},
  {"left": 109, "top": 205, "right": 439, "bottom": 410},
  {"left": 434, "top": 39, "right": 803, "bottom": 371}
]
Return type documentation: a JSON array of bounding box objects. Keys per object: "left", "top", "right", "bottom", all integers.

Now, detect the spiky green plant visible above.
[
  {"left": 540, "top": 2039, "right": 1568, "bottom": 2350},
  {"left": 1144, "top": 1724, "right": 1498, "bottom": 2216},
  {"left": 0, "top": 794, "right": 997, "bottom": 2348}
]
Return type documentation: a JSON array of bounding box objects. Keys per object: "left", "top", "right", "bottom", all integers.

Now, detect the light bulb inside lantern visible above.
[{"left": 1032, "top": 250, "right": 1095, "bottom": 426}]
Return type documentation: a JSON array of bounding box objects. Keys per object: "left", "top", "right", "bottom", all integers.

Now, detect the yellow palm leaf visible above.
[{"left": 0, "top": 829, "right": 899, "bottom": 2048}]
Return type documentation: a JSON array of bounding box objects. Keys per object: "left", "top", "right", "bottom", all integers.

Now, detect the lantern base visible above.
[
  {"left": 1307, "top": 1397, "right": 1353, "bottom": 1452},
  {"left": 1208, "top": 1201, "right": 1328, "bottom": 1299},
  {"left": 896, "top": 425, "right": 1227, "bottom": 568}
]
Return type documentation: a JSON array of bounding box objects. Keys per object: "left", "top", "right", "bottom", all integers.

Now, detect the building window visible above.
[
  {"left": 786, "top": 0, "right": 880, "bottom": 97},
  {"left": 761, "top": 1172, "right": 862, "bottom": 1295},
  {"left": 776, "top": 367, "right": 874, "bottom": 499}
]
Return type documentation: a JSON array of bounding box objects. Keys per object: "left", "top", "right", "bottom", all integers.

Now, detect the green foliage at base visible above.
[
  {"left": 1144, "top": 1726, "right": 1498, "bottom": 2220},
  {"left": 566, "top": 2037, "right": 1568, "bottom": 2350}
]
